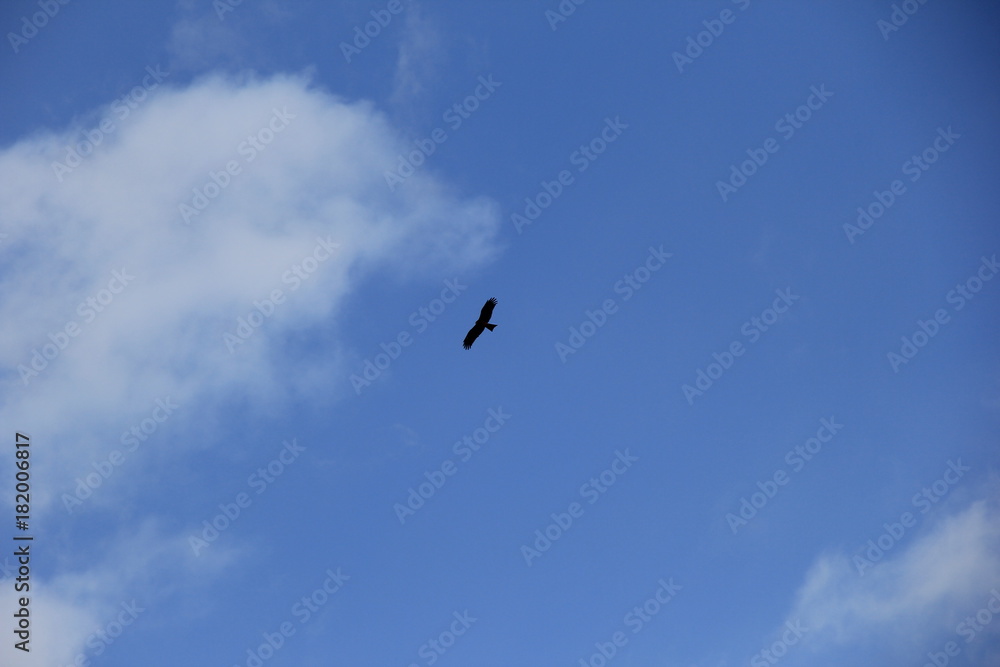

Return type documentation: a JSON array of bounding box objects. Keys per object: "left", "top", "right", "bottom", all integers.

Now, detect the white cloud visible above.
[
  {"left": 1, "top": 70, "right": 499, "bottom": 485},
  {"left": 780, "top": 487, "right": 1000, "bottom": 660},
  {"left": 0, "top": 71, "right": 500, "bottom": 661},
  {"left": 0, "top": 517, "right": 238, "bottom": 666}
]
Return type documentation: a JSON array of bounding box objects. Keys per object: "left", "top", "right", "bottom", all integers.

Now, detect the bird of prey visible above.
[{"left": 463, "top": 297, "right": 498, "bottom": 349}]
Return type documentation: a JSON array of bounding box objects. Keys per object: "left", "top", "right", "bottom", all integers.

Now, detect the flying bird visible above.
[{"left": 463, "top": 298, "right": 498, "bottom": 349}]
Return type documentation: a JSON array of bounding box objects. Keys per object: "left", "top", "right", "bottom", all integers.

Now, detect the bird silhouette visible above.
[{"left": 463, "top": 298, "right": 498, "bottom": 349}]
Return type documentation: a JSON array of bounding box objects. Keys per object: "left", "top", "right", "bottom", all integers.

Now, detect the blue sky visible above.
[{"left": 1, "top": 1, "right": 999, "bottom": 665}]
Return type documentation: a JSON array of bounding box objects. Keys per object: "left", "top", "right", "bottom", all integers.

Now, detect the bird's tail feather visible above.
[{"left": 485, "top": 323, "right": 497, "bottom": 331}]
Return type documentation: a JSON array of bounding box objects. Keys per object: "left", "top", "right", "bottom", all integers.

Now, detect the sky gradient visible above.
[{"left": 1, "top": 1, "right": 999, "bottom": 666}]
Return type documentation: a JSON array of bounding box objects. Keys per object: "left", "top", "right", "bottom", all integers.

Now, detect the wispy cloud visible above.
[
  {"left": 777, "top": 483, "right": 1000, "bottom": 662},
  {"left": 166, "top": 14, "right": 250, "bottom": 71},
  {"left": 0, "top": 519, "right": 237, "bottom": 666},
  {"left": 0, "top": 70, "right": 500, "bottom": 661},
  {"left": 390, "top": 2, "right": 443, "bottom": 106}
]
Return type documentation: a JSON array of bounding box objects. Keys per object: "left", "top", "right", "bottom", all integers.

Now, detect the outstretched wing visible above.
[
  {"left": 463, "top": 323, "right": 485, "bottom": 349},
  {"left": 478, "top": 297, "right": 498, "bottom": 323}
]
